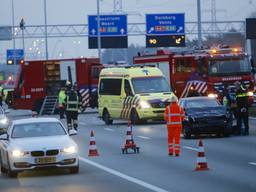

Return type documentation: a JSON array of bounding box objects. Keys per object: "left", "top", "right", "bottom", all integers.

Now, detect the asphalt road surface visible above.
[{"left": 1, "top": 111, "right": 256, "bottom": 192}]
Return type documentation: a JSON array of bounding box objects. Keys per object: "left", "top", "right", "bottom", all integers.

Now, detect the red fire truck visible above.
[
  {"left": 134, "top": 47, "right": 255, "bottom": 103},
  {"left": 8, "top": 58, "right": 103, "bottom": 113}
]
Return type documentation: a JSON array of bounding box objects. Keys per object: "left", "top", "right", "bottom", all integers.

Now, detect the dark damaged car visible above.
[{"left": 179, "top": 97, "right": 233, "bottom": 139}]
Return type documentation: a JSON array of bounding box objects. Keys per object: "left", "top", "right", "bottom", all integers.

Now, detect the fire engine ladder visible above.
[{"left": 39, "top": 96, "right": 58, "bottom": 115}]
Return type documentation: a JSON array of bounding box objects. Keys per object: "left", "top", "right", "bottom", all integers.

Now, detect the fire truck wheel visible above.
[
  {"left": 182, "top": 126, "right": 191, "bottom": 139},
  {"left": 103, "top": 109, "right": 113, "bottom": 125}
]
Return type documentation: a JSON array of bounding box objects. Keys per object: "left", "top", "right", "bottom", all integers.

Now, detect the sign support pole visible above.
[
  {"left": 11, "top": 0, "right": 16, "bottom": 51},
  {"left": 97, "top": 0, "right": 101, "bottom": 61},
  {"left": 197, "top": 0, "right": 202, "bottom": 48}
]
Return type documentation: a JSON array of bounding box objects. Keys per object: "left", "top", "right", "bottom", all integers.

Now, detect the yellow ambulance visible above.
[{"left": 98, "top": 65, "right": 175, "bottom": 124}]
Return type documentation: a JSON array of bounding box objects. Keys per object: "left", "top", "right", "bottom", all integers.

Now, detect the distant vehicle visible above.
[
  {"left": 0, "top": 107, "right": 10, "bottom": 135},
  {"left": 0, "top": 117, "right": 79, "bottom": 177},
  {"left": 133, "top": 47, "right": 254, "bottom": 104},
  {"left": 6, "top": 58, "right": 103, "bottom": 113},
  {"left": 98, "top": 65, "right": 175, "bottom": 124},
  {"left": 179, "top": 97, "right": 233, "bottom": 139}
]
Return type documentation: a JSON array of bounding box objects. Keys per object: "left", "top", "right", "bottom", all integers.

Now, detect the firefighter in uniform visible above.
[
  {"left": 235, "top": 82, "right": 249, "bottom": 136},
  {"left": 65, "top": 87, "right": 80, "bottom": 131},
  {"left": 58, "top": 87, "right": 66, "bottom": 119},
  {"left": 164, "top": 96, "right": 185, "bottom": 156}
]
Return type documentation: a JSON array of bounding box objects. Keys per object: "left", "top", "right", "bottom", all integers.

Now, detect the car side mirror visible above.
[
  {"left": 0, "top": 133, "right": 8, "bottom": 140},
  {"left": 68, "top": 129, "right": 77, "bottom": 136}
]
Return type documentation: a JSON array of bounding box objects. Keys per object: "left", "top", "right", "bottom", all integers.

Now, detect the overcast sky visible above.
[{"left": 0, "top": 0, "right": 255, "bottom": 61}]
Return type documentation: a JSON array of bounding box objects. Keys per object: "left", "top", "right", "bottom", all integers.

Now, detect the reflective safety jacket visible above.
[
  {"left": 58, "top": 90, "right": 66, "bottom": 106},
  {"left": 66, "top": 95, "right": 79, "bottom": 111},
  {"left": 236, "top": 85, "right": 249, "bottom": 109},
  {"left": 164, "top": 102, "right": 185, "bottom": 128}
]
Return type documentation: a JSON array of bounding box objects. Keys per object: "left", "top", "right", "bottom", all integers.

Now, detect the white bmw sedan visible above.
[{"left": 0, "top": 117, "right": 79, "bottom": 177}]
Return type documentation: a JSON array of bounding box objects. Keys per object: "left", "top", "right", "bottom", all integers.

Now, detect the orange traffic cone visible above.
[
  {"left": 195, "top": 139, "right": 209, "bottom": 171},
  {"left": 88, "top": 131, "right": 99, "bottom": 157},
  {"left": 122, "top": 120, "right": 139, "bottom": 154}
]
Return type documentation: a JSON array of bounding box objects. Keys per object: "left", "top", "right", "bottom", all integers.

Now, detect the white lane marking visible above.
[
  {"left": 183, "top": 146, "right": 198, "bottom": 152},
  {"left": 137, "top": 136, "right": 151, "bottom": 140},
  {"left": 79, "top": 122, "right": 87, "bottom": 126},
  {"left": 104, "top": 128, "right": 114, "bottom": 132},
  {"left": 249, "top": 162, "right": 256, "bottom": 166},
  {"left": 79, "top": 157, "right": 169, "bottom": 192}
]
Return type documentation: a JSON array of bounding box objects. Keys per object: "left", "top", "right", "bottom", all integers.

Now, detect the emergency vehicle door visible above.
[{"left": 60, "top": 60, "right": 77, "bottom": 84}]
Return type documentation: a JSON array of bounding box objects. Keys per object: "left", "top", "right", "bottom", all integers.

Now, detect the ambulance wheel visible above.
[
  {"left": 103, "top": 109, "right": 113, "bottom": 125},
  {"left": 130, "top": 109, "right": 141, "bottom": 125}
]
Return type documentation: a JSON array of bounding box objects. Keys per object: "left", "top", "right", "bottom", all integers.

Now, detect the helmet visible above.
[
  {"left": 170, "top": 95, "right": 178, "bottom": 103},
  {"left": 66, "top": 81, "right": 71, "bottom": 86}
]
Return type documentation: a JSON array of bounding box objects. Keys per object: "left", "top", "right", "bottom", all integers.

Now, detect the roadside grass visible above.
[{"left": 249, "top": 106, "right": 256, "bottom": 117}]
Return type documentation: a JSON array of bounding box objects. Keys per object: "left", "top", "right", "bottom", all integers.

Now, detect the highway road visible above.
[{"left": 1, "top": 111, "right": 256, "bottom": 192}]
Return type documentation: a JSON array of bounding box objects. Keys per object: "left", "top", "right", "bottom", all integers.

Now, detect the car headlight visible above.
[
  {"left": 12, "top": 150, "right": 25, "bottom": 157},
  {"left": 62, "top": 146, "right": 77, "bottom": 154},
  {"left": 139, "top": 100, "right": 151, "bottom": 109},
  {"left": 247, "top": 91, "right": 254, "bottom": 97},
  {"left": 0, "top": 117, "right": 8, "bottom": 125},
  {"left": 208, "top": 93, "right": 218, "bottom": 98}
]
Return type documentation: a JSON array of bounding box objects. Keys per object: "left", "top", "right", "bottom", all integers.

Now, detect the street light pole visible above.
[
  {"left": 20, "top": 18, "right": 25, "bottom": 57},
  {"left": 44, "top": 0, "right": 49, "bottom": 60},
  {"left": 97, "top": 0, "right": 101, "bottom": 61},
  {"left": 11, "top": 0, "right": 16, "bottom": 50},
  {"left": 197, "top": 0, "right": 202, "bottom": 48}
]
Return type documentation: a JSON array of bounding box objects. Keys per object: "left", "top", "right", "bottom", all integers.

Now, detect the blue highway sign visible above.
[
  {"left": 146, "top": 13, "right": 185, "bottom": 35},
  {"left": 7, "top": 49, "right": 24, "bottom": 60},
  {"left": 88, "top": 15, "right": 127, "bottom": 37}
]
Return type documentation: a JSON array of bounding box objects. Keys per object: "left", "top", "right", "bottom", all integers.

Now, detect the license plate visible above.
[{"left": 35, "top": 157, "right": 56, "bottom": 164}]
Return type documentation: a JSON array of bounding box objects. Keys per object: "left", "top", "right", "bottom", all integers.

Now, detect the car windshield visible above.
[
  {"left": 209, "top": 57, "right": 251, "bottom": 75},
  {"left": 131, "top": 77, "right": 171, "bottom": 94},
  {"left": 185, "top": 98, "right": 220, "bottom": 108},
  {"left": 12, "top": 122, "right": 66, "bottom": 138}
]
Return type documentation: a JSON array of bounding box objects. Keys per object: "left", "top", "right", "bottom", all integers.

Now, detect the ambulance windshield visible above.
[
  {"left": 132, "top": 77, "right": 171, "bottom": 94},
  {"left": 209, "top": 57, "right": 251, "bottom": 75}
]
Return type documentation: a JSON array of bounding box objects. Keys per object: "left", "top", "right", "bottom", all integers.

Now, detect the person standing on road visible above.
[
  {"left": 65, "top": 87, "right": 80, "bottom": 131},
  {"left": 164, "top": 96, "right": 185, "bottom": 156},
  {"left": 58, "top": 87, "right": 66, "bottom": 119},
  {"left": 235, "top": 82, "right": 250, "bottom": 136}
]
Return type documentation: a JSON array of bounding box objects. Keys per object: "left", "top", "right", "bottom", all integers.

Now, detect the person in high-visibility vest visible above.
[
  {"left": 65, "top": 88, "right": 80, "bottom": 131},
  {"left": 235, "top": 82, "right": 249, "bottom": 135},
  {"left": 58, "top": 87, "right": 66, "bottom": 119},
  {"left": 164, "top": 96, "right": 185, "bottom": 156}
]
